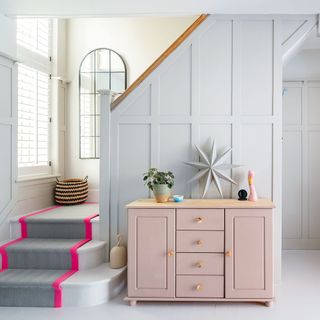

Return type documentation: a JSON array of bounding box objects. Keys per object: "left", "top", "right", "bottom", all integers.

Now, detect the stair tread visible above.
[
  {"left": 10, "top": 203, "right": 99, "bottom": 223},
  {"left": 4, "top": 238, "right": 83, "bottom": 252},
  {"left": 1, "top": 239, "right": 105, "bottom": 252},
  {"left": 10, "top": 215, "right": 100, "bottom": 224}
]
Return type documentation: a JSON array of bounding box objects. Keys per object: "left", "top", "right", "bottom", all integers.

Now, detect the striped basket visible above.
[{"left": 55, "top": 177, "right": 88, "bottom": 205}]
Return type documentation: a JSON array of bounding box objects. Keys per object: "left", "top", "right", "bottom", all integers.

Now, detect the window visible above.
[
  {"left": 17, "top": 64, "right": 50, "bottom": 168},
  {"left": 16, "top": 18, "right": 52, "bottom": 176},
  {"left": 17, "top": 18, "right": 50, "bottom": 57},
  {"left": 79, "top": 48, "right": 127, "bottom": 159}
]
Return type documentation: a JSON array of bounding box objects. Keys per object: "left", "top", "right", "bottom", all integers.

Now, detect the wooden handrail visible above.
[{"left": 111, "top": 14, "right": 209, "bottom": 109}]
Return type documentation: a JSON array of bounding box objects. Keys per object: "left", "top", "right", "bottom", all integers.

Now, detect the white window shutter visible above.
[
  {"left": 17, "top": 18, "right": 50, "bottom": 57},
  {"left": 16, "top": 18, "right": 52, "bottom": 174}
]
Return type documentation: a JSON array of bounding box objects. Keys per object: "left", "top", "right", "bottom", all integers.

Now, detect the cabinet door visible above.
[
  {"left": 225, "top": 209, "right": 273, "bottom": 298},
  {"left": 127, "top": 208, "right": 175, "bottom": 298}
]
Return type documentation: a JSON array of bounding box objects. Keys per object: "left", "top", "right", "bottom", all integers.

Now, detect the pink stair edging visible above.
[
  {"left": 69, "top": 214, "right": 99, "bottom": 271},
  {"left": 0, "top": 238, "right": 24, "bottom": 272},
  {"left": 0, "top": 206, "right": 60, "bottom": 272},
  {"left": 0, "top": 205, "right": 99, "bottom": 308},
  {"left": 84, "top": 213, "right": 99, "bottom": 239},
  {"left": 52, "top": 270, "right": 77, "bottom": 308},
  {"left": 53, "top": 212, "right": 99, "bottom": 307},
  {"left": 70, "top": 239, "right": 90, "bottom": 271}
]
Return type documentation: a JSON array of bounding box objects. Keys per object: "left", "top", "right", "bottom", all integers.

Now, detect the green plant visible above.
[{"left": 143, "top": 168, "right": 175, "bottom": 191}]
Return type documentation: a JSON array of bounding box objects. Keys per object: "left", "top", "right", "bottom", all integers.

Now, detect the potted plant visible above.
[{"left": 143, "top": 168, "right": 175, "bottom": 203}]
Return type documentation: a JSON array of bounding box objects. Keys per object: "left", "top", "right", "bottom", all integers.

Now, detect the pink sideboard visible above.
[{"left": 126, "top": 199, "right": 274, "bottom": 307}]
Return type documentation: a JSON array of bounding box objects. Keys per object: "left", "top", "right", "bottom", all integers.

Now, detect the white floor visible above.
[{"left": 1, "top": 250, "right": 320, "bottom": 320}]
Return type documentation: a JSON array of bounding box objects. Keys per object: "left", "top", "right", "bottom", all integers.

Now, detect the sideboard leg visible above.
[
  {"left": 265, "top": 301, "right": 273, "bottom": 307},
  {"left": 129, "top": 300, "right": 137, "bottom": 306}
]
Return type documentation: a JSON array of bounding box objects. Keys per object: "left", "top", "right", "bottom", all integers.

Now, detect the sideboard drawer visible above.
[
  {"left": 176, "top": 231, "right": 224, "bottom": 252},
  {"left": 176, "top": 209, "right": 224, "bottom": 230},
  {"left": 176, "top": 275, "right": 224, "bottom": 298},
  {"left": 176, "top": 253, "right": 224, "bottom": 275}
]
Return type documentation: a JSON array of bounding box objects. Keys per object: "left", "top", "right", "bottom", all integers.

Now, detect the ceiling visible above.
[{"left": 1, "top": 0, "right": 320, "bottom": 17}]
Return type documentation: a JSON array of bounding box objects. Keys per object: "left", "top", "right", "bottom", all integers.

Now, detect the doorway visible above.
[{"left": 282, "top": 27, "right": 320, "bottom": 249}]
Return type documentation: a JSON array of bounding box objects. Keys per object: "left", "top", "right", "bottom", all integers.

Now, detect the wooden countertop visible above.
[{"left": 126, "top": 198, "right": 275, "bottom": 209}]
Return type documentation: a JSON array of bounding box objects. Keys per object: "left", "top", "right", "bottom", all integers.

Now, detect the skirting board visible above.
[
  {"left": 124, "top": 297, "right": 274, "bottom": 307},
  {"left": 283, "top": 238, "right": 320, "bottom": 250}
]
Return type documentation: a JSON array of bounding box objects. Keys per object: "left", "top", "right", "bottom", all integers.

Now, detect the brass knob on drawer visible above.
[
  {"left": 195, "top": 284, "right": 203, "bottom": 291},
  {"left": 226, "top": 250, "right": 232, "bottom": 257},
  {"left": 196, "top": 261, "right": 203, "bottom": 268},
  {"left": 196, "top": 240, "right": 203, "bottom": 246},
  {"left": 195, "top": 217, "right": 203, "bottom": 223},
  {"left": 168, "top": 250, "right": 174, "bottom": 257}
]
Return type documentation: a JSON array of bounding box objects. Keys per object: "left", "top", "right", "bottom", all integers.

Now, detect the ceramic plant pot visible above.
[{"left": 153, "top": 184, "right": 171, "bottom": 203}]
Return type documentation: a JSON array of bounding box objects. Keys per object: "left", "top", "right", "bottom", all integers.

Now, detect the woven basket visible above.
[{"left": 55, "top": 177, "right": 88, "bottom": 205}]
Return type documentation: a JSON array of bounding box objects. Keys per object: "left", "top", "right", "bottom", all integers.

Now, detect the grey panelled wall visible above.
[
  {"left": 107, "top": 15, "right": 317, "bottom": 282},
  {"left": 283, "top": 81, "right": 320, "bottom": 249},
  {"left": 0, "top": 56, "right": 16, "bottom": 228}
]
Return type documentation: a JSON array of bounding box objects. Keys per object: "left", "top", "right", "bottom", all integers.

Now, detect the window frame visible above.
[{"left": 16, "top": 18, "right": 53, "bottom": 178}]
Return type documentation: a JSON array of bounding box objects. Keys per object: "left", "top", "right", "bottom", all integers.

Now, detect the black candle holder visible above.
[{"left": 238, "top": 189, "right": 248, "bottom": 201}]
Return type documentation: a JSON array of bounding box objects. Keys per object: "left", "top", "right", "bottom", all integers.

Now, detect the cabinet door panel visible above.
[
  {"left": 128, "top": 208, "right": 175, "bottom": 298},
  {"left": 225, "top": 209, "right": 273, "bottom": 298}
]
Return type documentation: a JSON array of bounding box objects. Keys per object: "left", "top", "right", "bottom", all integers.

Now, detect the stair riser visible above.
[
  {"left": 0, "top": 286, "right": 55, "bottom": 307},
  {"left": 6, "top": 251, "right": 73, "bottom": 270},
  {"left": 62, "top": 267, "right": 127, "bottom": 307},
  {"left": 78, "top": 243, "right": 106, "bottom": 270},
  {"left": 0, "top": 242, "right": 106, "bottom": 271},
  {"left": 10, "top": 220, "right": 100, "bottom": 240}
]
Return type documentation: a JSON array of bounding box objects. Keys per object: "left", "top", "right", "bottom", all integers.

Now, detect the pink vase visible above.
[{"left": 248, "top": 170, "right": 258, "bottom": 202}]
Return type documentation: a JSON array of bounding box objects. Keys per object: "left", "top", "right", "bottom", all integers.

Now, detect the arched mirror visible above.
[{"left": 79, "top": 48, "right": 127, "bottom": 159}]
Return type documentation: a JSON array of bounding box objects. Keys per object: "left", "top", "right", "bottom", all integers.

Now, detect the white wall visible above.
[
  {"left": 65, "top": 16, "right": 198, "bottom": 200},
  {"left": 283, "top": 49, "right": 320, "bottom": 80},
  {"left": 0, "top": 178, "right": 57, "bottom": 240},
  {"left": 0, "top": 14, "right": 16, "bottom": 59}
]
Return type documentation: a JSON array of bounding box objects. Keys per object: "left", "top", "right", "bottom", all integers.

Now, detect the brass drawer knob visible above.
[
  {"left": 168, "top": 250, "right": 174, "bottom": 257},
  {"left": 195, "top": 217, "right": 203, "bottom": 223},
  {"left": 196, "top": 261, "right": 203, "bottom": 268},
  {"left": 195, "top": 284, "right": 202, "bottom": 291},
  {"left": 226, "top": 250, "right": 232, "bottom": 257},
  {"left": 196, "top": 240, "right": 203, "bottom": 246}
]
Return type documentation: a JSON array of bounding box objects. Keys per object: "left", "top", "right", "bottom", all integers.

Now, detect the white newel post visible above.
[{"left": 99, "top": 90, "right": 116, "bottom": 259}]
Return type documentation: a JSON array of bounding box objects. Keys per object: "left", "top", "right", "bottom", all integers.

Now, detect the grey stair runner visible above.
[
  {"left": 0, "top": 203, "right": 99, "bottom": 307},
  {"left": 0, "top": 269, "right": 67, "bottom": 307},
  {"left": 6, "top": 239, "right": 82, "bottom": 269},
  {"left": 24, "top": 204, "right": 98, "bottom": 239}
]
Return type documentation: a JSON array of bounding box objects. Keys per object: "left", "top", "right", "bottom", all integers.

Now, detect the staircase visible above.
[{"left": 0, "top": 203, "right": 126, "bottom": 307}]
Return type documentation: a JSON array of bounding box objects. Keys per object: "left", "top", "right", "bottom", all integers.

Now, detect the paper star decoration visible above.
[{"left": 184, "top": 139, "right": 240, "bottom": 198}]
